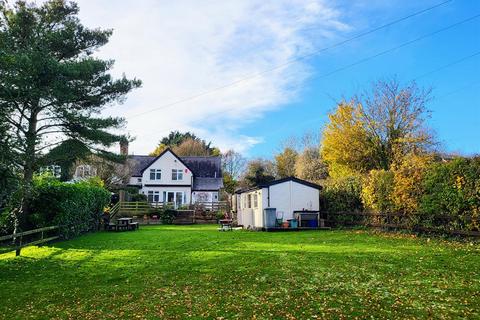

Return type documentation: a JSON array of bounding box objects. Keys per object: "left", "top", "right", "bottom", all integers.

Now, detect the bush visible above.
[
  {"left": 361, "top": 170, "right": 394, "bottom": 213},
  {"left": 27, "top": 174, "right": 110, "bottom": 238},
  {"left": 321, "top": 176, "right": 363, "bottom": 213},
  {"left": 130, "top": 193, "right": 147, "bottom": 202},
  {"left": 419, "top": 157, "right": 480, "bottom": 232},
  {"left": 159, "top": 208, "right": 177, "bottom": 224}
]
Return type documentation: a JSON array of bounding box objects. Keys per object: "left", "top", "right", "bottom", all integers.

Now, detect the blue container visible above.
[
  {"left": 288, "top": 219, "right": 298, "bottom": 229},
  {"left": 307, "top": 219, "right": 318, "bottom": 228}
]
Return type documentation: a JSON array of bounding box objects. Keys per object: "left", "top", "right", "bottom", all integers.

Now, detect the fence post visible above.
[{"left": 15, "top": 234, "right": 22, "bottom": 257}]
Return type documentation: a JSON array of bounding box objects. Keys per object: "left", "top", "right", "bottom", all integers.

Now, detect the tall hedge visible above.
[
  {"left": 419, "top": 157, "right": 480, "bottom": 232},
  {"left": 29, "top": 175, "right": 110, "bottom": 238}
]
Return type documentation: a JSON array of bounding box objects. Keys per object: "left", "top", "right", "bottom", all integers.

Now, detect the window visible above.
[
  {"left": 172, "top": 169, "right": 183, "bottom": 181},
  {"left": 42, "top": 165, "right": 61, "bottom": 178},
  {"left": 147, "top": 191, "right": 160, "bottom": 202},
  {"left": 137, "top": 178, "right": 142, "bottom": 183},
  {"left": 253, "top": 194, "right": 258, "bottom": 208},
  {"left": 76, "top": 165, "right": 95, "bottom": 178},
  {"left": 247, "top": 194, "right": 252, "bottom": 208},
  {"left": 150, "top": 169, "right": 161, "bottom": 180}
]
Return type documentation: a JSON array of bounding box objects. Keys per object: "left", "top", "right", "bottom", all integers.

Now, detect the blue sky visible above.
[
  {"left": 244, "top": 0, "right": 480, "bottom": 158},
  {"left": 74, "top": 0, "right": 479, "bottom": 158}
]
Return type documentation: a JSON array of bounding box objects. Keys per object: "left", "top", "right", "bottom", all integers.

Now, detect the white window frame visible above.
[
  {"left": 172, "top": 169, "right": 183, "bottom": 181},
  {"left": 147, "top": 191, "right": 160, "bottom": 202},
  {"left": 253, "top": 194, "right": 258, "bottom": 208},
  {"left": 149, "top": 169, "right": 161, "bottom": 180}
]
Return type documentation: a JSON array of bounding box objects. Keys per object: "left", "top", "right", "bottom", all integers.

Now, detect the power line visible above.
[
  {"left": 413, "top": 50, "right": 480, "bottom": 80},
  {"left": 135, "top": 13, "right": 480, "bottom": 140},
  {"left": 127, "top": 0, "right": 453, "bottom": 119}
]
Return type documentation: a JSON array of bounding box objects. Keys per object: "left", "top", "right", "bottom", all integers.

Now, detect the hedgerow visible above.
[{"left": 28, "top": 174, "right": 110, "bottom": 238}]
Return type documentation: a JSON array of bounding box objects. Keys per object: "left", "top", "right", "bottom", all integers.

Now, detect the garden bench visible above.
[{"left": 128, "top": 222, "right": 139, "bottom": 230}]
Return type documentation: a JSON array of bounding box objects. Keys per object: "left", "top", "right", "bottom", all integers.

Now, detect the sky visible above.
[{"left": 68, "top": 0, "right": 479, "bottom": 158}]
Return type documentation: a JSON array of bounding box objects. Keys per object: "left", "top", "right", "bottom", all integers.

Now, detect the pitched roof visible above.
[
  {"left": 181, "top": 156, "right": 222, "bottom": 178},
  {"left": 128, "top": 155, "right": 155, "bottom": 177},
  {"left": 193, "top": 177, "right": 224, "bottom": 191},
  {"left": 128, "top": 149, "right": 222, "bottom": 179},
  {"left": 235, "top": 177, "right": 322, "bottom": 194}
]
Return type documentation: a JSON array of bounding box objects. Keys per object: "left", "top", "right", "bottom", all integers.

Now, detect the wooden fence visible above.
[
  {"left": 110, "top": 201, "right": 229, "bottom": 219},
  {"left": 326, "top": 212, "right": 480, "bottom": 237},
  {"left": 0, "top": 225, "right": 60, "bottom": 256}
]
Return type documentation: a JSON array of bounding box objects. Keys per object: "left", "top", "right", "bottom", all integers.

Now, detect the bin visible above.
[
  {"left": 263, "top": 208, "right": 277, "bottom": 228},
  {"left": 307, "top": 219, "right": 318, "bottom": 228},
  {"left": 288, "top": 219, "right": 298, "bottom": 229}
]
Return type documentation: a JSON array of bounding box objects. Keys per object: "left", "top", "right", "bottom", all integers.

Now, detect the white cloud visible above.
[{"left": 73, "top": 0, "right": 347, "bottom": 155}]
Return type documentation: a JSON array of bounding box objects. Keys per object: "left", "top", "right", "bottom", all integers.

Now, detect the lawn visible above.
[{"left": 0, "top": 225, "right": 479, "bottom": 319}]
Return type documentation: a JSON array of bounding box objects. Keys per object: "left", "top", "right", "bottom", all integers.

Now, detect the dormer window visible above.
[
  {"left": 150, "top": 169, "right": 161, "bottom": 180},
  {"left": 172, "top": 169, "right": 183, "bottom": 181}
]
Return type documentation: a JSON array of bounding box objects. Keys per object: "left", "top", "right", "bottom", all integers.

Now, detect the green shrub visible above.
[
  {"left": 361, "top": 169, "right": 395, "bottom": 213},
  {"left": 321, "top": 176, "right": 363, "bottom": 225},
  {"left": 130, "top": 193, "right": 147, "bottom": 202},
  {"left": 28, "top": 173, "right": 110, "bottom": 238},
  {"left": 419, "top": 157, "right": 480, "bottom": 232},
  {"left": 321, "top": 176, "right": 363, "bottom": 213},
  {"left": 159, "top": 208, "right": 177, "bottom": 224}
]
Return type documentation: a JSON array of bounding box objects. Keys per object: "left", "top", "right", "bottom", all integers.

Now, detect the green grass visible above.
[{"left": 0, "top": 225, "right": 479, "bottom": 319}]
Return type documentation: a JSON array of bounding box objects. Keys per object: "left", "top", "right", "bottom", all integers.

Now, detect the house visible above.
[
  {"left": 127, "top": 148, "right": 223, "bottom": 208},
  {"left": 234, "top": 177, "right": 322, "bottom": 229}
]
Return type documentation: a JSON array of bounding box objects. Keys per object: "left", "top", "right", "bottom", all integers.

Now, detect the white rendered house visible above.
[{"left": 127, "top": 148, "right": 223, "bottom": 208}]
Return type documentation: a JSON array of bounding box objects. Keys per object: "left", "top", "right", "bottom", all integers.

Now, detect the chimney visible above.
[{"left": 120, "top": 139, "right": 129, "bottom": 156}]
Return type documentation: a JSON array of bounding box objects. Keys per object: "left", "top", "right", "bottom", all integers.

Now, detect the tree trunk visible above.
[{"left": 18, "top": 109, "right": 39, "bottom": 230}]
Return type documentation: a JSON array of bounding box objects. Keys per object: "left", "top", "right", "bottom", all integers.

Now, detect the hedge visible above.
[
  {"left": 419, "top": 157, "right": 480, "bottom": 232},
  {"left": 28, "top": 175, "right": 110, "bottom": 238}
]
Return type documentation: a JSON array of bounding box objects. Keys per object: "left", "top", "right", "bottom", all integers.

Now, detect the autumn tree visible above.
[
  {"left": 294, "top": 147, "right": 328, "bottom": 184},
  {"left": 275, "top": 147, "right": 298, "bottom": 178},
  {"left": 221, "top": 150, "right": 246, "bottom": 194},
  {"left": 0, "top": 1, "right": 141, "bottom": 229},
  {"left": 150, "top": 131, "right": 220, "bottom": 156},
  {"left": 171, "top": 138, "right": 209, "bottom": 156},
  {"left": 241, "top": 159, "right": 276, "bottom": 187},
  {"left": 322, "top": 79, "right": 434, "bottom": 177},
  {"left": 222, "top": 150, "right": 246, "bottom": 179},
  {"left": 391, "top": 153, "right": 433, "bottom": 214}
]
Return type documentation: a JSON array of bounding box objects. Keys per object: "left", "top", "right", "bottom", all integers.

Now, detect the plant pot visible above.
[
  {"left": 288, "top": 219, "right": 298, "bottom": 229},
  {"left": 282, "top": 221, "right": 289, "bottom": 228}
]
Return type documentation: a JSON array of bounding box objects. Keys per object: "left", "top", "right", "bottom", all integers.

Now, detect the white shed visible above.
[{"left": 234, "top": 177, "right": 322, "bottom": 229}]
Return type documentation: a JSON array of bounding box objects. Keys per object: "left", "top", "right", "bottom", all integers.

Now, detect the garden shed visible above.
[{"left": 234, "top": 177, "right": 322, "bottom": 229}]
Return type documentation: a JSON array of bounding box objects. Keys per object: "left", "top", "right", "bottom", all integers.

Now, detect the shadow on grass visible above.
[{"left": 0, "top": 226, "right": 479, "bottom": 319}]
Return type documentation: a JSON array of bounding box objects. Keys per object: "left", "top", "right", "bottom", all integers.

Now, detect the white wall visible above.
[
  {"left": 238, "top": 180, "right": 320, "bottom": 228},
  {"left": 237, "top": 188, "right": 266, "bottom": 228},
  {"left": 129, "top": 176, "right": 142, "bottom": 186},
  {"left": 141, "top": 150, "right": 193, "bottom": 186},
  {"left": 269, "top": 181, "right": 319, "bottom": 221},
  {"left": 192, "top": 191, "right": 219, "bottom": 203}
]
